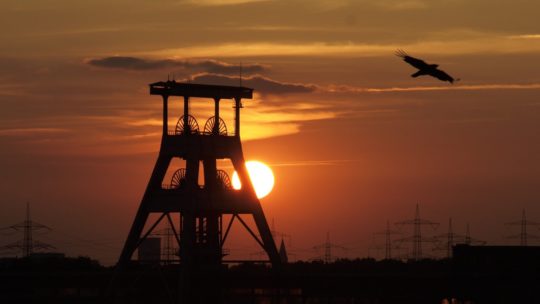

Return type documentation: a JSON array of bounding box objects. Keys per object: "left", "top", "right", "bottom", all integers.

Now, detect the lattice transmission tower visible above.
[
  {"left": 152, "top": 227, "right": 179, "bottom": 264},
  {"left": 434, "top": 219, "right": 485, "bottom": 258},
  {"left": 0, "top": 202, "right": 54, "bottom": 257},
  {"left": 506, "top": 209, "right": 540, "bottom": 246},
  {"left": 463, "top": 223, "right": 486, "bottom": 246},
  {"left": 313, "top": 232, "right": 346, "bottom": 263},
  {"left": 433, "top": 218, "right": 461, "bottom": 258},
  {"left": 396, "top": 204, "right": 439, "bottom": 260},
  {"left": 374, "top": 220, "right": 401, "bottom": 260}
]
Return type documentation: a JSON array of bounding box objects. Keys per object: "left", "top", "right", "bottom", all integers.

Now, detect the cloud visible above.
[
  {"left": 151, "top": 43, "right": 394, "bottom": 58},
  {"left": 270, "top": 159, "right": 362, "bottom": 167},
  {"left": 148, "top": 33, "right": 540, "bottom": 59},
  {"left": 327, "top": 83, "right": 540, "bottom": 93},
  {"left": 180, "top": 0, "right": 268, "bottom": 6},
  {"left": 374, "top": 0, "right": 427, "bottom": 10},
  {"left": 0, "top": 128, "right": 70, "bottom": 136},
  {"left": 189, "top": 73, "right": 317, "bottom": 94},
  {"left": 86, "top": 57, "right": 267, "bottom": 74},
  {"left": 509, "top": 34, "right": 540, "bottom": 39},
  {"left": 0, "top": 83, "right": 27, "bottom": 96}
]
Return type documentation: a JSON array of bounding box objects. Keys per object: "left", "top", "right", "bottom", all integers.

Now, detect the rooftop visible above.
[{"left": 149, "top": 81, "right": 253, "bottom": 99}]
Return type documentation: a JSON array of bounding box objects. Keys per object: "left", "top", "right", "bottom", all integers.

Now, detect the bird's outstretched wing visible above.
[
  {"left": 430, "top": 69, "right": 459, "bottom": 83},
  {"left": 396, "top": 49, "right": 459, "bottom": 84},
  {"left": 395, "top": 49, "right": 429, "bottom": 70},
  {"left": 430, "top": 69, "right": 455, "bottom": 83}
]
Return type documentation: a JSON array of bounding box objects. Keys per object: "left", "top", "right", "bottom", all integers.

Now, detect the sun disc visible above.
[{"left": 232, "top": 161, "right": 274, "bottom": 199}]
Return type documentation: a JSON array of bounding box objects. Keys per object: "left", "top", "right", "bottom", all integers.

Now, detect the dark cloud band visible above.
[
  {"left": 86, "top": 56, "right": 267, "bottom": 75},
  {"left": 189, "top": 73, "right": 317, "bottom": 95}
]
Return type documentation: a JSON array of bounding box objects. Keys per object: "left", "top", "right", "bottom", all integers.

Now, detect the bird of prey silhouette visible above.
[{"left": 395, "top": 49, "right": 458, "bottom": 84}]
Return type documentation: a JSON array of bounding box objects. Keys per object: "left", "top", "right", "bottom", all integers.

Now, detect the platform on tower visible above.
[{"left": 150, "top": 81, "right": 253, "bottom": 99}]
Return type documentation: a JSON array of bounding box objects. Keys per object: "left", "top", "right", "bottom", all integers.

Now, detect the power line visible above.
[
  {"left": 395, "top": 204, "right": 439, "bottom": 260},
  {"left": 463, "top": 222, "right": 486, "bottom": 246},
  {"left": 505, "top": 209, "right": 540, "bottom": 246},
  {"left": 374, "top": 220, "right": 401, "bottom": 260},
  {"left": 433, "top": 218, "right": 466, "bottom": 258},
  {"left": 433, "top": 218, "right": 485, "bottom": 258},
  {"left": 312, "top": 232, "right": 346, "bottom": 263},
  {"left": 0, "top": 202, "right": 54, "bottom": 256},
  {"left": 152, "top": 227, "right": 179, "bottom": 264}
]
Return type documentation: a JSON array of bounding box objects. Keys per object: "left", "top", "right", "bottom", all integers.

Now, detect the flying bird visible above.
[{"left": 395, "top": 49, "right": 458, "bottom": 84}]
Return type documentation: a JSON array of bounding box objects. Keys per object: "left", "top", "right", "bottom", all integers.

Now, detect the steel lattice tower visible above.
[
  {"left": 0, "top": 203, "right": 54, "bottom": 257},
  {"left": 445, "top": 218, "right": 455, "bottom": 258},
  {"left": 396, "top": 204, "right": 439, "bottom": 260},
  {"left": 506, "top": 209, "right": 540, "bottom": 246},
  {"left": 434, "top": 220, "right": 485, "bottom": 258},
  {"left": 117, "top": 81, "right": 280, "bottom": 269},
  {"left": 374, "top": 220, "right": 401, "bottom": 260},
  {"left": 313, "top": 232, "right": 345, "bottom": 263},
  {"left": 463, "top": 222, "right": 486, "bottom": 246},
  {"left": 433, "top": 218, "right": 463, "bottom": 258},
  {"left": 152, "top": 227, "right": 177, "bottom": 263},
  {"left": 110, "top": 82, "right": 282, "bottom": 303}
]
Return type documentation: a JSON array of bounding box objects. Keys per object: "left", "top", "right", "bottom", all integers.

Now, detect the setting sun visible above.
[{"left": 232, "top": 161, "right": 275, "bottom": 199}]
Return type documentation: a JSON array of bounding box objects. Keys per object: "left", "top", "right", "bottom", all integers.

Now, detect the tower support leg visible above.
[{"left": 117, "top": 154, "right": 171, "bottom": 266}]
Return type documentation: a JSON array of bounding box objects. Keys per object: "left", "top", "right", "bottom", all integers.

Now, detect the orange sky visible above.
[{"left": 1, "top": 0, "right": 540, "bottom": 264}]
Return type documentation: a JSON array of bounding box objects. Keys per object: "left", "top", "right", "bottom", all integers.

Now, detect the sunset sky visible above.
[{"left": 1, "top": 0, "right": 540, "bottom": 264}]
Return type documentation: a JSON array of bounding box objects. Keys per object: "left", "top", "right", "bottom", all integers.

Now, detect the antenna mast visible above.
[{"left": 239, "top": 62, "right": 243, "bottom": 87}]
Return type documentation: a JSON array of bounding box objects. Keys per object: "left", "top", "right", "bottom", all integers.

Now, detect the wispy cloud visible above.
[
  {"left": 270, "top": 159, "right": 362, "bottom": 167},
  {"left": 86, "top": 57, "right": 267, "bottom": 75},
  {"left": 180, "top": 0, "right": 268, "bottom": 6},
  {"left": 374, "top": 0, "right": 427, "bottom": 10},
  {"left": 216, "top": 159, "right": 361, "bottom": 169},
  {"left": 28, "top": 27, "right": 126, "bottom": 37},
  {"left": 188, "top": 73, "right": 317, "bottom": 94},
  {"left": 149, "top": 42, "right": 393, "bottom": 58},
  {"left": 126, "top": 119, "right": 163, "bottom": 127},
  {"left": 328, "top": 83, "right": 540, "bottom": 93},
  {"left": 0, "top": 128, "right": 70, "bottom": 136},
  {"left": 0, "top": 83, "right": 28, "bottom": 97},
  {"left": 148, "top": 34, "right": 540, "bottom": 58},
  {"left": 508, "top": 34, "right": 540, "bottom": 39}
]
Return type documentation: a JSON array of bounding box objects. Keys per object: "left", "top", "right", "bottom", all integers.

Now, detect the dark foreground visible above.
[{"left": 2, "top": 247, "right": 540, "bottom": 304}]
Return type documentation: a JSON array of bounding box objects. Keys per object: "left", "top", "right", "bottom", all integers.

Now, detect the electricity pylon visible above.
[
  {"left": 396, "top": 204, "right": 439, "bottom": 260},
  {"left": 0, "top": 202, "right": 54, "bottom": 257},
  {"left": 374, "top": 220, "right": 401, "bottom": 260},
  {"left": 313, "top": 232, "right": 346, "bottom": 263},
  {"left": 434, "top": 219, "right": 485, "bottom": 258},
  {"left": 506, "top": 209, "right": 540, "bottom": 246}
]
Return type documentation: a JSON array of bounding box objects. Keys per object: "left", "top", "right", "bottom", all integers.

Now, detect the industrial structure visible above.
[
  {"left": 396, "top": 204, "right": 439, "bottom": 260},
  {"left": 463, "top": 223, "right": 486, "bottom": 246},
  {"left": 109, "top": 81, "right": 283, "bottom": 303},
  {"left": 137, "top": 237, "right": 161, "bottom": 263},
  {"left": 374, "top": 220, "right": 401, "bottom": 260},
  {"left": 0, "top": 203, "right": 54, "bottom": 257},
  {"left": 506, "top": 209, "right": 540, "bottom": 246},
  {"left": 433, "top": 219, "right": 486, "bottom": 258},
  {"left": 312, "top": 232, "right": 346, "bottom": 263},
  {"left": 117, "top": 81, "right": 281, "bottom": 269},
  {"left": 433, "top": 218, "right": 460, "bottom": 258},
  {"left": 152, "top": 227, "right": 179, "bottom": 263}
]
